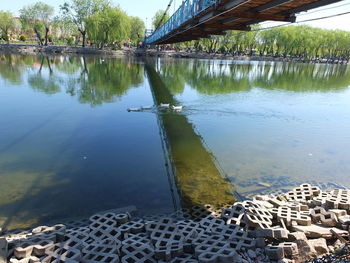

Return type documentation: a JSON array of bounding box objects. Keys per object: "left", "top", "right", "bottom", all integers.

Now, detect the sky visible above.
[{"left": 2, "top": 0, "right": 350, "bottom": 31}]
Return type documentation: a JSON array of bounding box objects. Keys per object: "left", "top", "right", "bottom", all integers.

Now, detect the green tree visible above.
[
  {"left": 20, "top": 2, "right": 54, "bottom": 46},
  {"left": 0, "top": 11, "right": 16, "bottom": 44},
  {"left": 60, "top": 0, "right": 109, "bottom": 47},
  {"left": 86, "top": 7, "right": 130, "bottom": 49},
  {"left": 152, "top": 10, "right": 169, "bottom": 30},
  {"left": 129, "top": 16, "right": 145, "bottom": 44}
]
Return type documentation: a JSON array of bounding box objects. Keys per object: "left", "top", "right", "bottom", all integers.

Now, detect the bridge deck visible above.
[{"left": 145, "top": 0, "right": 342, "bottom": 45}]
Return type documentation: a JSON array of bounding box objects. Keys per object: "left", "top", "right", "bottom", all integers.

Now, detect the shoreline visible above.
[
  {"left": 1, "top": 44, "right": 348, "bottom": 64},
  {"left": 1, "top": 183, "right": 350, "bottom": 263}
]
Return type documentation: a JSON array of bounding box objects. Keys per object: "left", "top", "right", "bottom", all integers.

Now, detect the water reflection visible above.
[
  {"left": 157, "top": 59, "right": 350, "bottom": 94},
  {"left": 145, "top": 62, "right": 236, "bottom": 208},
  {"left": 0, "top": 54, "right": 172, "bottom": 230},
  {"left": 0, "top": 54, "right": 145, "bottom": 105}
]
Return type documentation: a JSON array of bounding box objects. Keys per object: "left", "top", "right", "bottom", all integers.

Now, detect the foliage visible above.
[
  {"left": 86, "top": 7, "right": 130, "bottom": 49},
  {"left": 60, "top": 0, "right": 110, "bottom": 47},
  {"left": 129, "top": 16, "right": 145, "bottom": 44},
  {"left": 181, "top": 25, "right": 350, "bottom": 61},
  {"left": 20, "top": 2, "right": 54, "bottom": 46},
  {"left": 0, "top": 11, "right": 16, "bottom": 43},
  {"left": 152, "top": 10, "right": 169, "bottom": 30},
  {"left": 19, "top": 35, "right": 26, "bottom": 41}
]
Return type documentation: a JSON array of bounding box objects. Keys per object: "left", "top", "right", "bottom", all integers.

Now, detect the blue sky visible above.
[{"left": 2, "top": 0, "right": 350, "bottom": 31}]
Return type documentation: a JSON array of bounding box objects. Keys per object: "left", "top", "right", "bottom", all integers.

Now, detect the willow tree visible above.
[
  {"left": 86, "top": 7, "right": 130, "bottom": 49},
  {"left": 20, "top": 2, "right": 54, "bottom": 46},
  {"left": 61, "top": 0, "right": 109, "bottom": 47},
  {"left": 152, "top": 10, "right": 170, "bottom": 30},
  {"left": 129, "top": 16, "right": 145, "bottom": 44},
  {"left": 0, "top": 11, "right": 16, "bottom": 44}
]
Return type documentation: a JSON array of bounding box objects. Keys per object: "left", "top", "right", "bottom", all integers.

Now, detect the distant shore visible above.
[{"left": 0, "top": 43, "right": 348, "bottom": 64}]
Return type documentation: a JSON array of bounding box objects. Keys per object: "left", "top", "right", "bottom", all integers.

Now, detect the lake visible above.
[{"left": 1, "top": 54, "right": 350, "bottom": 230}]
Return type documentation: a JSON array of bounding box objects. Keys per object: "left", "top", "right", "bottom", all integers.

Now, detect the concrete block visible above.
[
  {"left": 191, "top": 206, "right": 213, "bottom": 220},
  {"left": 271, "top": 206, "right": 311, "bottom": 226},
  {"left": 310, "top": 207, "right": 338, "bottom": 227},
  {"left": 119, "top": 220, "right": 145, "bottom": 235},
  {"left": 278, "top": 242, "right": 298, "bottom": 257},
  {"left": 89, "top": 227, "right": 122, "bottom": 243},
  {"left": 14, "top": 241, "right": 34, "bottom": 259},
  {"left": 194, "top": 236, "right": 236, "bottom": 263},
  {"left": 82, "top": 242, "right": 120, "bottom": 263},
  {"left": 199, "top": 215, "right": 225, "bottom": 233},
  {"left": 121, "top": 245, "right": 156, "bottom": 263},
  {"left": 265, "top": 246, "right": 284, "bottom": 261},
  {"left": 326, "top": 189, "right": 350, "bottom": 210}
]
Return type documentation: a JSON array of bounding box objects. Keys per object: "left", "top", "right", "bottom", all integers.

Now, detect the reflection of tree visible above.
[
  {"left": 74, "top": 58, "right": 144, "bottom": 106},
  {"left": 157, "top": 59, "right": 350, "bottom": 94},
  {"left": 10, "top": 55, "right": 145, "bottom": 106},
  {"left": 0, "top": 55, "right": 36, "bottom": 84}
]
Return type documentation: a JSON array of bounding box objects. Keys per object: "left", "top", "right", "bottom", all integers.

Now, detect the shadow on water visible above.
[{"left": 145, "top": 61, "right": 236, "bottom": 209}]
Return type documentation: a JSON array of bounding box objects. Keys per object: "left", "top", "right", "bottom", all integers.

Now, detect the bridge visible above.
[{"left": 145, "top": 0, "right": 343, "bottom": 45}]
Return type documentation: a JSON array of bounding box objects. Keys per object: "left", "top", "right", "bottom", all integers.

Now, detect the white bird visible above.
[
  {"left": 172, "top": 105, "right": 183, "bottom": 111},
  {"left": 160, "top": 103, "right": 170, "bottom": 108}
]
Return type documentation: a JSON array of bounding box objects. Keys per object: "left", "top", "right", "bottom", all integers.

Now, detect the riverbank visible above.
[
  {"left": 1, "top": 183, "right": 350, "bottom": 263},
  {"left": 1, "top": 44, "right": 348, "bottom": 64}
]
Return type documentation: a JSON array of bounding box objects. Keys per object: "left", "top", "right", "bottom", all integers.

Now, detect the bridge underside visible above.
[{"left": 147, "top": 0, "right": 342, "bottom": 45}]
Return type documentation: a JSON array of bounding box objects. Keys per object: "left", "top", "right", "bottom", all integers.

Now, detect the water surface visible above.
[{"left": 1, "top": 54, "right": 350, "bottom": 229}]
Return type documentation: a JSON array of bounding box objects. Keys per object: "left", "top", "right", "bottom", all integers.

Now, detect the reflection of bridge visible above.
[{"left": 145, "top": 0, "right": 343, "bottom": 45}]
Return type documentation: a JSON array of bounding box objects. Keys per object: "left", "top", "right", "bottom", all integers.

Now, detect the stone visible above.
[
  {"left": 291, "top": 224, "right": 348, "bottom": 239},
  {"left": 308, "top": 238, "right": 329, "bottom": 255},
  {"left": 329, "top": 209, "right": 347, "bottom": 217},
  {"left": 0, "top": 238, "right": 7, "bottom": 263},
  {"left": 287, "top": 232, "right": 317, "bottom": 261}
]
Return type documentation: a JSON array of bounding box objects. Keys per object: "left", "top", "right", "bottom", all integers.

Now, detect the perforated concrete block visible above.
[
  {"left": 194, "top": 236, "right": 236, "bottom": 263},
  {"left": 89, "top": 227, "right": 122, "bottom": 243},
  {"left": 310, "top": 207, "right": 338, "bottom": 227},
  {"left": 199, "top": 215, "right": 225, "bottom": 233},
  {"left": 271, "top": 206, "right": 311, "bottom": 226},
  {"left": 121, "top": 245, "right": 156, "bottom": 263},
  {"left": 119, "top": 220, "right": 145, "bottom": 235},
  {"left": 43, "top": 244, "right": 81, "bottom": 263},
  {"left": 325, "top": 189, "right": 350, "bottom": 210},
  {"left": 82, "top": 242, "right": 120, "bottom": 263}
]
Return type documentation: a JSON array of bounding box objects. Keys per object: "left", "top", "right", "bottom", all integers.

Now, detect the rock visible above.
[
  {"left": 291, "top": 224, "right": 348, "bottom": 239},
  {"left": 333, "top": 239, "right": 343, "bottom": 249},
  {"left": 329, "top": 209, "right": 347, "bottom": 217},
  {"left": 0, "top": 238, "right": 8, "bottom": 263},
  {"left": 247, "top": 249, "right": 256, "bottom": 259},
  {"left": 287, "top": 232, "right": 317, "bottom": 261},
  {"left": 308, "top": 238, "right": 329, "bottom": 255}
]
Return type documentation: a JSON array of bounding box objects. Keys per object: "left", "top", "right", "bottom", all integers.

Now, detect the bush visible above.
[
  {"left": 66, "top": 37, "right": 74, "bottom": 46},
  {"left": 48, "top": 36, "right": 53, "bottom": 42},
  {"left": 19, "top": 35, "right": 26, "bottom": 42}
]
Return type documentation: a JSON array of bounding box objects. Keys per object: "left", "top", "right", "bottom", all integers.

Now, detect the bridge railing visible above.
[{"left": 145, "top": 0, "right": 219, "bottom": 44}]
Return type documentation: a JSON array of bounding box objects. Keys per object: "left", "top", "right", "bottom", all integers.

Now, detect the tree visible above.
[
  {"left": 0, "top": 11, "right": 16, "bottom": 44},
  {"left": 152, "top": 10, "right": 169, "bottom": 30},
  {"left": 129, "top": 16, "right": 145, "bottom": 44},
  {"left": 87, "top": 7, "right": 130, "bottom": 49},
  {"left": 60, "top": 0, "right": 109, "bottom": 47},
  {"left": 20, "top": 2, "right": 54, "bottom": 46}
]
